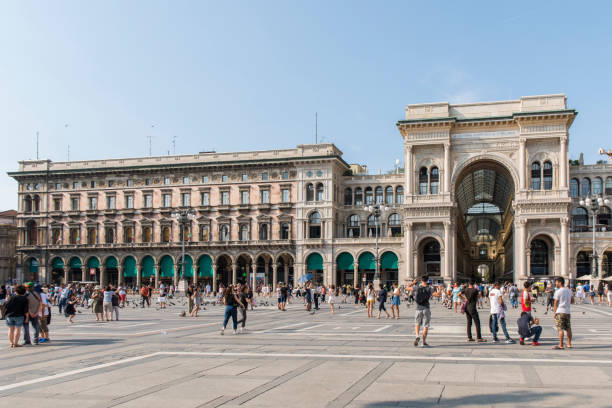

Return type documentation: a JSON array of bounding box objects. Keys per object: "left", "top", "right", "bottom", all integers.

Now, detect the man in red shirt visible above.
[
  {"left": 521, "top": 281, "right": 532, "bottom": 316},
  {"left": 140, "top": 284, "right": 149, "bottom": 308}
]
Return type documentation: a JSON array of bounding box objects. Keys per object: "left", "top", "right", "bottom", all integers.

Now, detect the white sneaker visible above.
[
  {"left": 239, "top": 327, "right": 244, "bottom": 333},
  {"left": 220, "top": 327, "right": 224, "bottom": 335},
  {"left": 233, "top": 329, "right": 237, "bottom": 335}
]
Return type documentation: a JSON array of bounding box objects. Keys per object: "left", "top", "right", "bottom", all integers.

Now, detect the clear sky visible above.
[{"left": 1, "top": 1, "right": 611, "bottom": 210}]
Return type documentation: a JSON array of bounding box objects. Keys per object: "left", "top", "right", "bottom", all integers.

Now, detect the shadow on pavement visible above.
[
  {"left": 43, "top": 338, "right": 122, "bottom": 346},
  {"left": 361, "top": 391, "right": 561, "bottom": 407}
]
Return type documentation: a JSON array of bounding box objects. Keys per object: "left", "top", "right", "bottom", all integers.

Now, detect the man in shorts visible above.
[
  {"left": 553, "top": 276, "right": 573, "bottom": 349},
  {"left": 408, "top": 276, "right": 440, "bottom": 347}
]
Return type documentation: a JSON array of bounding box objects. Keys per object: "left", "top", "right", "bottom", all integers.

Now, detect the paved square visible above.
[{"left": 1, "top": 297, "right": 612, "bottom": 407}]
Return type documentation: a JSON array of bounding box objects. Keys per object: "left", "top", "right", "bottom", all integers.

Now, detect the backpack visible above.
[{"left": 416, "top": 286, "right": 430, "bottom": 306}]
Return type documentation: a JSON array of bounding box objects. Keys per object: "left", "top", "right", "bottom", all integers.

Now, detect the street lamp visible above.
[
  {"left": 579, "top": 194, "right": 610, "bottom": 289},
  {"left": 364, "top": 203, "right": 389, "bottom": 286},
  {"left": 171, "top": 208, "right": 196, "bottom": 288}
]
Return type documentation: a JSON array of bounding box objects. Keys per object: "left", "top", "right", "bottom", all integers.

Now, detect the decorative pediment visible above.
[
  {"left": 197, "top": 216, "right": 211, "bottom": 223},
  {"left": 216, "top": 216, "right": 231, "bottom": 224},
  {"left": 256, "top": 215, "right": 272, "bottom": 222},
  {"left": 140, "top": 218, "right": 154, "bottom": 226},
  {"left": 237, "top": 215, "right": 252, "bottom": 223}
]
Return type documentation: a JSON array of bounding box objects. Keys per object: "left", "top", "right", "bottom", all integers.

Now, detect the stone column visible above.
[
  {"left": 101, "top": 267, "right": 107, "bottom": 287},
  {"left": 136, "top": 266, "right": 142, "bottom": 288},
  {"left": 519, "top": 137, "right": 526, "bottom": 190},
  {"left": 405, "top": 222, "right": 413, "bottom": 280},
  {"left": 118, "top": 266, "right": 124, "bottom": 287},
  {"left": 232, "top": 264, "right": 237, "bottom": 285},
  {"left": 406, "top": 145, "right": 413, "bottom": 195},
  {"left": 212, "top": 265, "right": 217, "bottom": 292},
  {"left": 82, "top": 267, "right": 86, "bottom": 282},
  {"left": 560, "top": 136, "right": 568, "bottom": 189},
  {"left": 444, "top": 221, "right": 451, "bottom": 282},
  {"left": 193, "top": 264, "right": 198, "bottom": 286},
  {"left": 526, "top": 250, "right": 531, "bottom": 278},
  {"left": 264, "top": 260, "right": 269, "bottom": 286},
  {"left": 284, "top": 264, "right": 289, "bottom": 284},
  {"left": 154, "top": 264, "right": 160, "bottom": 288},
  {"left": 444, "top": 142, "right": 451, "bottom": 194},
  {"left": 272, "top": 263, "right": 278, "bottom": 289},
  {"left": 560, "top": 217, "right": 569, "bottom": 278},
  {"left": 515, "top": 219, "right": 527, "bottom": 280},
  {"left": 64, "top": 266, "right": 69, "bottom": 284},
  {"left": 353, "top": 267, "right": 358, "bottom": 288}
]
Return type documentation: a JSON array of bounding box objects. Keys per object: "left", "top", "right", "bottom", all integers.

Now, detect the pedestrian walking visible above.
[
  {"left": 103, "top": 285, "right": 114, "bottom": 321},
  {"left": 521, "top": 281, "right": 532, "bottom": 317},
  {"left": 461, "top": 281, "right": 486, "bottom": 342},
  {"left": 23, "top": 282, "right": 41, "bottom": 345},
  {"left": 553, "top": 277, "right": 573, "bottom": 350},
  {"left": 92, "top": 287, "right": 104, "bottom": 322},
  {"left": 4, "top": 284, "right": 28, "bottom": 347},
  {"left": 36, "top": 285, "right": 51, "bottom": 343},
  {"left": 65, "top": 294, "right": 77, "bottom": 323},
  {"left": 140, "top": 284, "right": 150, "bottom": 308},
  {"left": 488, "top": 282, "right": 514, "bottom": 343},
  {"left": 329, "top": 284, "right": 337, "bottom": 315},
  {"left": 377, "top": 284, "right": 390, "bottom": 319},
  {"left": 221, "top": 286, "right": 244, "bottom": 335},
  {"left": 407, "top": 276, "right": 440, "bottom": 348},
  {"left": 365, "top": 283, "right": 376, "bottom": 318},
  {"left": 237, "top": 285, "right": 249, "bottom": 332},
  {"left": 111, "top": 289, "right": 120, "bottom": 321},
  {"left": 191, "top": 287, "right": 201, "bottom": 317},
  {"left": 391, "top": 283, "right": 400, "bottom": 319}
]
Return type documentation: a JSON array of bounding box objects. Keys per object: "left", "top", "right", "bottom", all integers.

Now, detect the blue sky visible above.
[{"left": 1, "top": 1, "right": 611, "bottom": 210}]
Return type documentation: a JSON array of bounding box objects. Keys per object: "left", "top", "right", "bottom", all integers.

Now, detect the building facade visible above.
[
  {"left": 8, "top": 94, "right": 612, "bottom": 287},
  {"left": 0, "top": 210, "right": 17, "bottom": 283}
]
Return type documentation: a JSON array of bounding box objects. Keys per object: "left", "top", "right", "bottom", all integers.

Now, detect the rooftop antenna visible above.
[
  {"left": 36, "top": 131, "right": 39, "bottom": 160},
  {"left": 147, "top": 125, "right": 155, "bottom": 156},
  {"left": 172, "top": 135, "right": 177, "bottom": 155},
  {"left": 315, "top": 112, "right": 318, "bottom": 144}
]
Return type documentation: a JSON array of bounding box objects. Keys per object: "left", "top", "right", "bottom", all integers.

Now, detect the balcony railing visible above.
[{"left": 18, "top": 239, "right": 296, "bottom": 251}]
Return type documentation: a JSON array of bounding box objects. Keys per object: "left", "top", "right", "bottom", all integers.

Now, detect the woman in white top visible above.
[
  {"left": 365, "top": 283, "right": 376, "bottom": 318},
  {"left": 328, "top": 284, "right": 337, "bottom": 315}
]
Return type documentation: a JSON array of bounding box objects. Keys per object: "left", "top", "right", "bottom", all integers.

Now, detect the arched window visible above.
[
  {"left": 531, "top": 162, "right": 541, "bottom": 190},
  {"left": 52, "top": 229, "right": 61, "bottom": 244},
  {"left": 316, "top": 183, "right": 324, "bottom": 201},
  {"left": 306, "top": 183, "right": 314, "bottom": 202},
  {"left": 355, "top": 187, "right": 363, "bottom": 206},
  {"left": 24, "top": 196, "right": 32, "bottom": 212},
  {"left": 572, "top": 207, "right": 588, "bottom": 231},
  {"left": 364, "top": 187, "right": 374, "bottom": 205},
  {"left": 367, "top": 215, "right": 377, "bottom": 237},
  {"left": 259, "top": 224, "right": 268, "bottom": 240},
  {"left": 162, "top": 226, "right": 171, "bottom": 242},
  {"left": 593, "top": 177, "right": 603, "bottom": 195},
  {"left": 423, "top": 241, "right": 441, "bottom": 274},
  {"left": 606, "top": 177, "right": 612, "bottom": 195},
  {"left": 375, "top": 186, "right": 383, "bottom": 204},
  {"left": 570, "top": 178, "right": 579, "bottom": 197},
  {"left": 124, "top": 226, "right": 134, "bottom": 243},
  {"left": 87, "top": 227, "right": 97, "bottom": 245},
  {"left": 33, "top": 195, "right": 40, "bottom": 213},
  {"left": 430, "top": 167, "right": 439, "bottom": 194},
  {"left": 69, "top": 228, "right": 79, "bottom": 245},
  {"left": 105, "top": 227, "right": 114, "bottom": 244},
  {"left": 388, "top": 213, "right": 401, "bottom": 236},
  {"left": 220, "top": 225, "right": 229, "bottom": 241},
  {"left": 309, "top": 212, "right": 321, "bottom": 239},
  {"left": 479, "top": 245, "right": 488, "bottom": 259},
  {"left": 597, "top": 206, "right": 611, "bottom": 227},
  {"left": 419, "top": 167, "right": 428, "bottom": 195},
  {"left": 25, "top": 220, "right": 37, "bottom": 245},
  {"left": 395, "top": 186, "right": 403, "bottom": 204},
  {"left": 530, "top": 239, "right": 549, "bottom": 275},
  {"left": 347, "top": 215, "right": 360, "bottom": 238},
  {"left": 240, "top": 224, "right": 249, "bottom": 241},
  {"left": 344, "top": 188, "right": 353, "bottom": 206},
  {"left": 385, "top": 186, "right": 394, "bottom": 204},
  {"left": 603, "top": 251, "right": 612, "bottom": 278},
  {"left": 543, "top": 161, "right": 553, "bottom": 190},
  {"left": 142, "top": 226, "right": 152, "bottom": 243},
  {"left": 581, "top": 177, "right": 591, "bottom": 197},
  {"left": 280, "top": 222, "right": 290, "bottom": 239}
]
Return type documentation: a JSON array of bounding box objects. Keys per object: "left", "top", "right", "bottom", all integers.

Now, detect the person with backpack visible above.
[
  {"left": 23, "top": 282, "right": 42, "bottom": 345},
  {"left": 407, "top": 276, "right": 440, "bottom": 348},
  {"left": 509, "top": 284, "right": 519, "bottom": 309}
]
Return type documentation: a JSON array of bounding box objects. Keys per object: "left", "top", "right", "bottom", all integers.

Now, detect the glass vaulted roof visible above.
[{"left": 457, "top": 169, "right": 513, "bottom": 242}]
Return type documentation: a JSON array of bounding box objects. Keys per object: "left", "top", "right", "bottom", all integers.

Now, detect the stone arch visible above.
[
  {"left": 214, "top": 252, "right": 234, "bottom": 265},
  {"left": 414, "top": 233, "right": 445, "bottom": 251},
  {"left": 527, "top": 230, "right": 560, "bottom": 249},
  {"left": 274, "top": 252, "right": 295, "bottom": 265},
  {"left": 450, "top": 153, "right": 520, "bottom": 196}
]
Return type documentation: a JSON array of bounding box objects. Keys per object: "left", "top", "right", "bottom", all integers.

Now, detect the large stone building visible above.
[
  {"left": 0, "top": 210, "right": 17, "bottom": 283},
  {"left": 8, "top": 94, "right": 612, "bottom": 288}
]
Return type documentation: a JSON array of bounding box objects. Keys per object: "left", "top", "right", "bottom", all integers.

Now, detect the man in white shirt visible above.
[
  {"left": 553, "top": 276, "right": 573, "bottom": 349},
  {"left": 489, "top": 282, "right": 514, "bottom": 343}
]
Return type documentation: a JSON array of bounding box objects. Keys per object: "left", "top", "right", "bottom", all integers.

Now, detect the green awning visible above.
[
  {"left": 198, "top": 255, "right": 213, "bottom": 277},
  {"left": 105, "top": 256, "right": 118, "bottom": 269},
  {"left": 142, "top": 256, "right": 155, "bottom": 277},
  {"left": 69, "top": 257, "right": 82, "bottom": 269},
  {"left": 123, "top": 256, "right": 137, "bottom": 278},
  {"left": 358, "top": 252, "right": 375, "bottom": 270},
  {"left": 87, "top": 257, "right": 100, "bottom": 269},
  {"left": 306, "top": 253, "right": 323, "bottom": 271},
  {"left": 381, "top": 251, "right": 398, "bottom": 269},
  {"left": 28, "top": 259, "right": 39, "bottom": 273},
  {"left": 336, "top": 252, "right": 354, "bottom": 271},
  {"left": 51, "top": 257, "right": 64, "bottom": 269},
  {"left": 178, "top": 255, "right": 194, "bottom": 278},
  {"left": 160, "top": 256, "right": 174, "bottom": 278}
]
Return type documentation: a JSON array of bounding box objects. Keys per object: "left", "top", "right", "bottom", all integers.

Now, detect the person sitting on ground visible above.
[{"left": 517, "top": 311, "right": 542, "bottom": 346}]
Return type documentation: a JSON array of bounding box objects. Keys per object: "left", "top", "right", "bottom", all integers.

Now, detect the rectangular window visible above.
[
  {"left": 55, "top": 183, "right": 61, "bottom": 190},
  {"left": 126, "top": 196, "right": 134, "bottom": 209},
  {"left": 281, "top": 189, "right": 290, "bottom": 203},
  {"left": 241, "top": 191, "right": 249, "bottom": 204},
  {"left": 221, "top": 191, "right": 229, "bottom": 205},
  {"left": 222, "top": 175, "right": 228, "bottom": 182},
  {"left": 108, "top": 180, "right": 114, "bottom": 187},
  {"left": 282, "top": 171, "right": 289, "bottom": 180},
  {"left": 201, "top": 192, "right": 209, "bottom": 205},
  {"left": 163, "top": 194, "right": 171, "bottom": 207},
  {"left": 145, "top": 178, "right": 151, "bottom": 186},
  {"left": 88, "top": 197, "right": 97, "bottom": 210},
  {"left": 202, "top": 176, "right": 208, "bottom": 183},
  {"left": 242, "top": 174, "right": 248, "bottom": 181},
  {"left": 90, "top": 181, "right": 96, "bottom": 188},
  {"left": 72, "top": 182, "right": 78, "bottom": 189},
  {"left": 53, "top": 198, "right": 61, "bottom": 211},
  {"left": 164, "top": 177, "right": 171, "bottom": 185},
  {"left": 182, "top": 193, "right": 190, "bottom": 206},
  {"left": 261, "top": 172, "right": 268, "bottom": 181},
  {"left": 127, "top": 179, "right": 133, "bottom": 187},
  {"left": 261, "top": 190, "right": 270, "bottom": 204},
  {"left": 107, "top": 196, "right": 115, "bottom": 209},
  {"left": 71, "top": 197, "right": 79, "bottom": 211},
  {"left": 183, "top": 176, "right": 189, "bottom": 184},
  {"left": 144, "top": 194, "right": 152, "bottom": 208}
]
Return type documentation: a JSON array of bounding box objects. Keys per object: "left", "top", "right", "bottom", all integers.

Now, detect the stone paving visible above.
[{"left": 1, "top": 295, "right": 612, "bottom": 407}]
